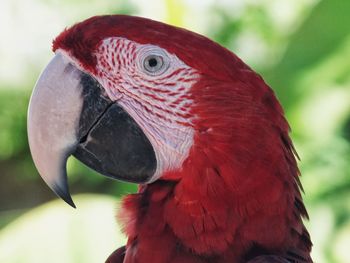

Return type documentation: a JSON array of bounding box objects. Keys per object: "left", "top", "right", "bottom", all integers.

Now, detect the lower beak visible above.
[{"left": 27, "top": 53, "right": 156, "bottom": 207}]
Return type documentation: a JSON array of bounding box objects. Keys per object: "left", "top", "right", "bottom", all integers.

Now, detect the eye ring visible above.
[{"left": 139, "top": 47, "right": 170, "bottom": 76}]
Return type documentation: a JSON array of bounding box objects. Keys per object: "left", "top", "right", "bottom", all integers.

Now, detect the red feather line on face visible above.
[{"left": 54, "top": 15, "right": 312, "bottom": 263}]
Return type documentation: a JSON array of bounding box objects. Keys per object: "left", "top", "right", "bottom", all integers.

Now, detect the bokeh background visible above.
[{"left": 0, "top": 0, "right": 349, "bottom": 262}]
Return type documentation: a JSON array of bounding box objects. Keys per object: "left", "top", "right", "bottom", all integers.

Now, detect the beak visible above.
[{"left": 28, "top": 53, "right": 156, "bottom": 207}]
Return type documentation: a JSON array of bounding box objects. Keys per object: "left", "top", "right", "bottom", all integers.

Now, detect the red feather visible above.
[{"left": 54, "top": 16, "right": 312, "bottom": 263}]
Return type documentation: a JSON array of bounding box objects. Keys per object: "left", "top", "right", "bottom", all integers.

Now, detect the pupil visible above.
[{"left": 148, "top": 58, "right": 158, "bottom": 67}]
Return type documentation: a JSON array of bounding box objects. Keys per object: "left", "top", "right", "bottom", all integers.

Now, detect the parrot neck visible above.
[
  {"left": 118, "top": 141, "right": 311, "bottom": 262},
  {"left": 118, "top": 76, "right": 311, "bottom": 261}
]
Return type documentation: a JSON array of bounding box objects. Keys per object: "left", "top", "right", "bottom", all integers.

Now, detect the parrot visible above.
[{"left": 27, "top": 15, "right": 312, "bottom": 263}]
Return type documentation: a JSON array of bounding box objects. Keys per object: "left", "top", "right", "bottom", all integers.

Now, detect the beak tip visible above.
[
  {"left": 67, "top": 199, "right": 77, "bottom": 209},
  {"left": 52, "top": 183, "right": 76, "bottom": 208}
]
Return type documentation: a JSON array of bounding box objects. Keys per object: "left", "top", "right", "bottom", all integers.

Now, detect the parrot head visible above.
[
  {"left": 28, "top": 15, "right": 275, "bottom": 205},
  {"left": 28, "top": 15, "right": 204, "bottom": 206},
  {"left": 28, "top": 15, "right": 311, "bottom": 262}
]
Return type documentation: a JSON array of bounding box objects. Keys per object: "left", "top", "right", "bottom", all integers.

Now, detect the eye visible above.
[
  {"left": 143, "top": 55, "right": 164, "bottom": 73},
  {"left": 139, "top": 47, "right": 170, "bottom": 76}
]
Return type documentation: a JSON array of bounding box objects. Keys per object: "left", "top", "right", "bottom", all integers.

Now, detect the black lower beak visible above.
[
  {"left": 28, "top": 53, "right": 157, "bottom": 207},
  {"left": 74, "top": 74, "right": 156, "bottom": 183}
]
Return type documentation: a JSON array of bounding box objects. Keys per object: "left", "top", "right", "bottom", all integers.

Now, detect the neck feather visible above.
[{"left": 118, "top": 75, "right": 311, "bottom": 262}]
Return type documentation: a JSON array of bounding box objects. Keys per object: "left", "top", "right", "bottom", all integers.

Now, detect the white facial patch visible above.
[{"left": 93, "top": 37, "right": 199, "bottom": 181}]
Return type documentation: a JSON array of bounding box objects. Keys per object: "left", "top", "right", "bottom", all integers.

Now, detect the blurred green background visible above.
[{"left": 0, "top": 0, "right": 349, "bottom": 262}]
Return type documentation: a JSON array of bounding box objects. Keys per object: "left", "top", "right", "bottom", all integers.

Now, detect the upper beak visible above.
[{"left": 28, "top": 53, "right": 156, "bottom": 207}]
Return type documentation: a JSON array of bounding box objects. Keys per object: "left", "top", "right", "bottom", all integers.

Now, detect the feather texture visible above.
[
  {"left": 114, "top": 74, "right": 312, "bottom": 262},
  {"left": 53, "top": 15, "right": 312, "bottom": 263}
]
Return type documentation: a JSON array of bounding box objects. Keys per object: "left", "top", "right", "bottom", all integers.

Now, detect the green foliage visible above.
[
  {"left": 0, "top": 89, "right": 29, "bottom": 160},
  {"left": 265, "top": 0, "right": 350, "bottom": 110}
]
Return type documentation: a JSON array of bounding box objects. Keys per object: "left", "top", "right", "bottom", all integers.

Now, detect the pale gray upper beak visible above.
[{"left": 27, "top": 53, "right": 83, "bottom": 207}]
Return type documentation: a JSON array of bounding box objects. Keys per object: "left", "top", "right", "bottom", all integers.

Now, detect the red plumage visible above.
[{"left": 54, "top": 15, "right": 312, "bottom": 263}]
